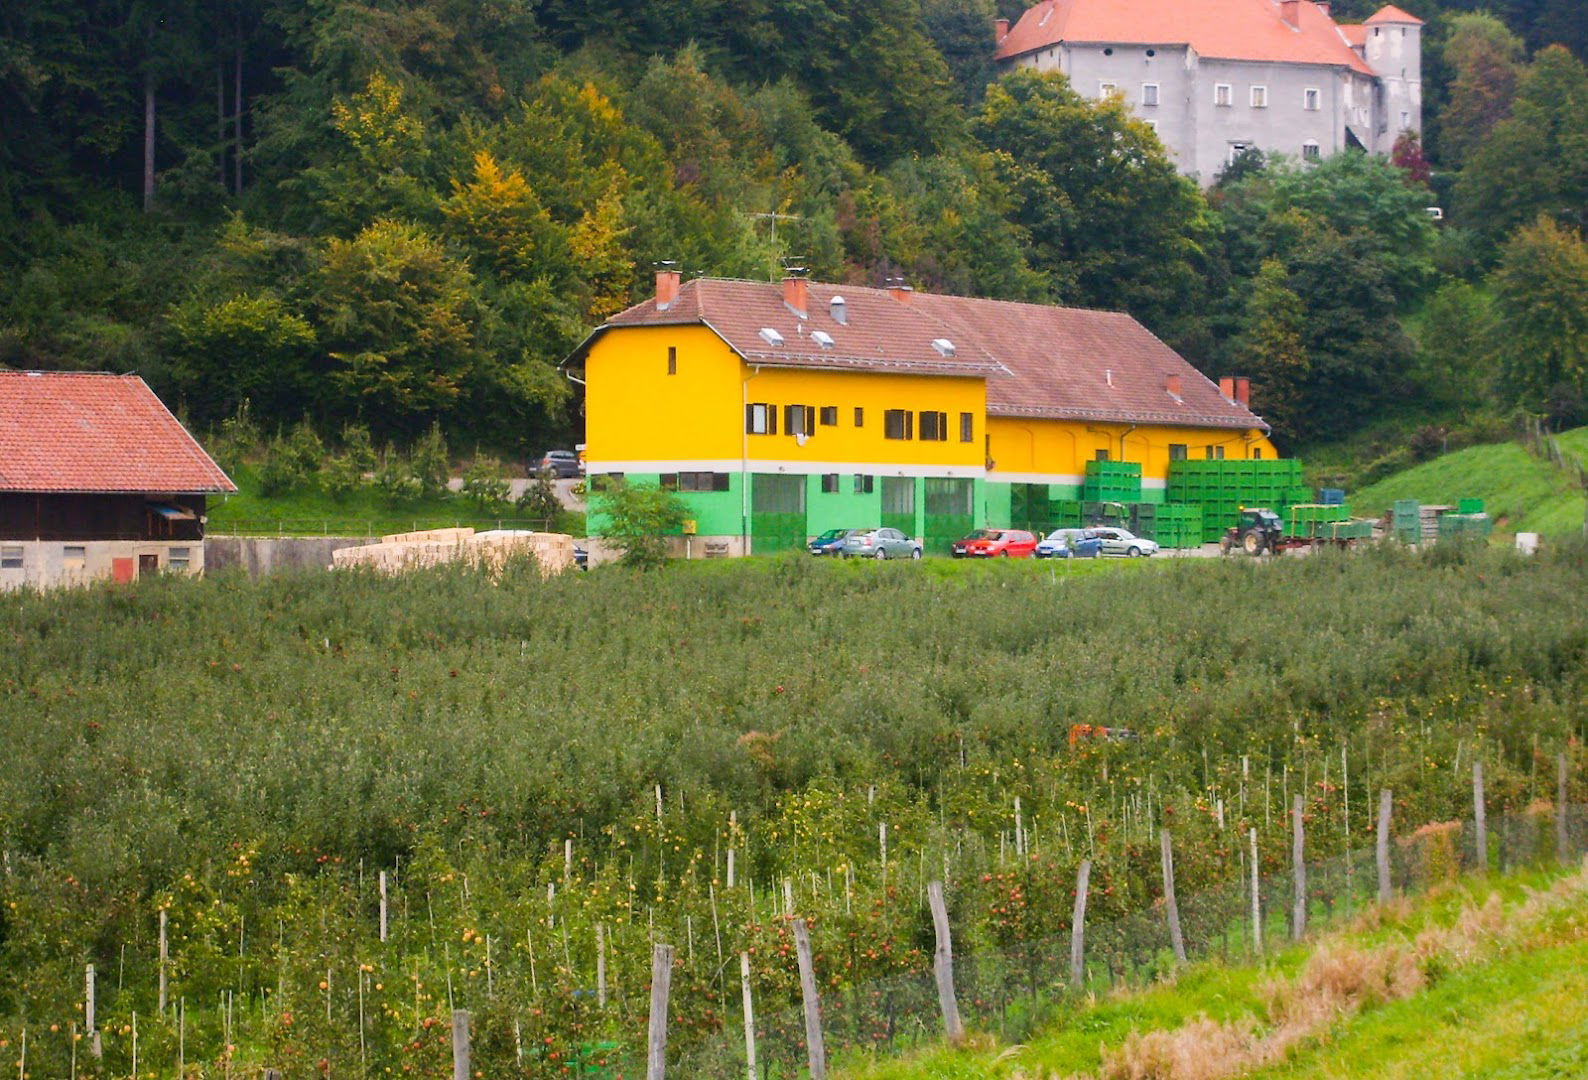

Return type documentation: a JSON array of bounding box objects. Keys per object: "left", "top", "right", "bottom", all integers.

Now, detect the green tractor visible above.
[{"left": 1219, "top": 508, "right": 1285, "bottom": 556}]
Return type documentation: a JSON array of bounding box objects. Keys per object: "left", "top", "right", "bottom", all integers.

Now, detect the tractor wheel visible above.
[
  {"left": 1219, "top": 534, "right": 1235, "bottom": 556},
  {"left": 1243, "top": 530, "right": 1266, "bottom": 556}
]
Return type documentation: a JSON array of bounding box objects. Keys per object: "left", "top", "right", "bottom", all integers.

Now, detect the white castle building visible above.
[{"left": 995, "top": 0, "right": 1423, "bottom": 184}]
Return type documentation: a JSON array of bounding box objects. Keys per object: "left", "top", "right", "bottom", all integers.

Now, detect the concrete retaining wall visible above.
[{"left": 205, "top": 536, "right": 378, "bottom": 577}]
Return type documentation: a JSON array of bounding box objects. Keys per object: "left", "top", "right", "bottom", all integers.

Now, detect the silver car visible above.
[
  {"left": 840, "top": 527, "right": 923, "bottom": 560},
  {"left": 1091, "top": 526, "right": 1159, "bottom": 557}
]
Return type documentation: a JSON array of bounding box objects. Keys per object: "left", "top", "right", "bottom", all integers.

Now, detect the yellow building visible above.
[{"left": 566, "top": 271, "right": 1275, "bottom": 555}]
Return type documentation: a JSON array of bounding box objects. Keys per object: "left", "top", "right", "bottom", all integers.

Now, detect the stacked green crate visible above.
[
  {"left": 1082, "top": 460, "right": 1143, "bottom": 503},
  {"left": 1152, "top": 504, "right": 1202, "bottom": 548},
  {"left": 1457, "top": 498, "right": 1486, "bottom": 515},
  {"left": 1131, "top": 502, "right": 1156, "bottom": 538},
  {"left": 1438, "top": 512, "right": 1493, "bottom": 539},
  {"left": 1049, "top": 500, "right": 1084, "bottom": 530},
  {"left": 1167, "top": 459, "right": 1306, "bottom": 541},
  {"left": 1284, "top": 503, "right": 1351, "bottom": 538},
  {"left": 1082, "top": 500, "right": 1130, "bottom": 525},
  {"left": 1321, "top": 519, "right": 1374, "bottom": 541},
  {"left": 1393, "top": 499, "right": 1421, "bottom": 543}
]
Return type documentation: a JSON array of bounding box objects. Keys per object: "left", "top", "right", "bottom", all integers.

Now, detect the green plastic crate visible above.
[{"left": 1457, "top": 498, "right": 1486, "bottom": 515}]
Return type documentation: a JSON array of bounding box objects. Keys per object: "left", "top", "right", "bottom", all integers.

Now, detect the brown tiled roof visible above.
[
  {"left": 997, "top": 0, "right": 1376, "bottom": 77},
  {"left": 909, "top": 293, "right": 1265, "bottom": 430},
  {"left": 581, "top": 280, "right": 1265, "bottom": 432},
  {"left": 594, "top": 279, "right": 1008, "bottom": 377},
  {"left": 0, "top": 371, "right": 236, "bottom": 493},
  {"left": 1364, "top": 4, "right": 1422, "bottom": 25}
]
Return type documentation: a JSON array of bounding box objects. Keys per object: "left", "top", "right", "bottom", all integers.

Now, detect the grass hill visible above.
[
  {"left": 839, "top": 864, "right": 1588, "bottom": 1080},
  {"left": 1348, "top": 428, "right": 1588, "bottom": 538}
]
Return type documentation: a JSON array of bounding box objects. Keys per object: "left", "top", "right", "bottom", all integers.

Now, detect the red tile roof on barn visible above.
[
  {"left": 0, "top": 371, "right": 236, "bottom": 494},
  {"left": 996, "top": 0, "right": 1376, "bottom": 77},
  {"left": 585, "top": 280, "right": 1266, "bottom": 432}
]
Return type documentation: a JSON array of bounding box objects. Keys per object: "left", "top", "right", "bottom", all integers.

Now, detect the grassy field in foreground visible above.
[
  {"left": 1350, "top": 428, "right": 1588, "bottom": 537},
  {"left": 838, "top": 867, "right": 1588, "bottom": 1080}
]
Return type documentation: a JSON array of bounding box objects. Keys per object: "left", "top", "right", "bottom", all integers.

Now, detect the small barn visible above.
[{"left": 0, "top": 371, "right": 236, "bottom": 589}]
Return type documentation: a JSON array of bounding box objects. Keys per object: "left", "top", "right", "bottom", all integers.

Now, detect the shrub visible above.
[
  {"left": 255, "top": 420, "right": 324, "bottom": 496},
  {"left": 323, "top": 423, "right": 377, "bottom": 501},
  {"left": 593, "top": 480, "right": 689, "bottom": 568},
  {"left": 410, "top": 421, "right": 450, "bottom": 498},
  {"left": 375, "top": 444, "right": 421, "bottom": 503},
  {"left": 515, "top": 470, "right": 561, "bottom": 524},
  {"left": 461, "top": 454, "right": 512, "bottom": 512}
]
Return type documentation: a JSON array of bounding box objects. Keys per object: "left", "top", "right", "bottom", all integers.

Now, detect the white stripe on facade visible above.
[{"left": 586, "top": 460, "right": 988, "bottom": 480}]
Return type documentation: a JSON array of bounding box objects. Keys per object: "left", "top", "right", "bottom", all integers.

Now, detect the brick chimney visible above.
[
  {"left": 1280, "top": 0, "right": 1301, "bottom": 27},
  {"left": 783, "top": 275, "right": 809, "bottom": 317},
  {"left": 655, "top": 266, "right": 681, "bottom": 310},
  {"left": 1234, "top": 377, "right": 1251, "bottom": 406},
  {"left": 1219, "top": 375, "right": 1236, "bottom": 401},
  {"left": 887, "top": 283, "right": 914, "bottom": 304},
  {"left": 1165, "top": 373, "right": 1183, "bottom": 398},
  {"left": 995, "top": 17, "right": 1009, "bottom": 41}
]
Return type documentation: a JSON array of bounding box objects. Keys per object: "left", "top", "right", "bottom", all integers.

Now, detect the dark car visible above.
[
  {"left": 573, "top": 544, "right": 589, "bottom": 570},
  {"left": 808, "top": 528, "right": 859, "bottom": 556},
  {"left": 951, "top": 529, "right": 1038, "bottom": 558},
  {"left": 1035, "top": 528, "right": 1104, "bottom": 558},
  {"left": 535, "top": 450, "right": 583, "bottom": 478}
]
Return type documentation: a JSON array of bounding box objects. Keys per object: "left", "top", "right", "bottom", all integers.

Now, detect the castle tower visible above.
[{"left": 1363, "top": 5, "right": 1423, "bottom": 139}]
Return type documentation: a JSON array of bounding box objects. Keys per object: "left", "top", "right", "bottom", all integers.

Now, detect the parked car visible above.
[
  {"left": 840, "top": 527, "right": 923, "bottom": 559},
  {"left": 573, "top": 544, "right": 589, "bottom": 570},
  {"left": 534, "top": 450, "right": 583, "bottom": 478},
  {"left": 1091, "top": 526, "right": 1159, "bottom": 557},
  {"left": 1036, "top": 528, "right": 1103, "bottom": 558},
  {"left": 951, "top": 529, "right": 1038, "bottom": 558},
  {"left": 807, "top": 528, "right": 859, "bottom": 556}
]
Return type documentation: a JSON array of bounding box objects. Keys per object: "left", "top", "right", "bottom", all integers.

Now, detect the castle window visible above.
[
  {"left": 1304, "top": 87, "right": 1321, "bottom": 111},
  {"left": 1099, "top": 81, "right": 1118, "bottom": 97},
  {"left": 1302, "top": 141, "right": 1321, "bottom": 161},
  {"left": 1215, "top": 83, "right": 1232, "bottom": 107},
  {"left": 1142, "top": 83, "right": 1159, "bottom": 106},
  {"left": 1250, "top": 85, "right": 1267, "bottom": 108}
]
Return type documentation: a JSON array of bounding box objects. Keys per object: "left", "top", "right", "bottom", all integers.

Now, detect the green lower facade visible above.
[{"left": 586, "top": 472, "right": 1178, "bottom": 556}]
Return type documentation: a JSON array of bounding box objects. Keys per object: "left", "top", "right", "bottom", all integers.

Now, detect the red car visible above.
[{"left": 951, "top": 529, "right": 1038, "bottom": 558}]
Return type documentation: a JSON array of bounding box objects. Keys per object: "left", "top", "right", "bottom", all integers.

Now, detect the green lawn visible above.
[
  {"left": 1349, "top": 427, "right": 1587, "bottom": 537},
  {"left": 208, "top": 464, "right": 585, "bottom": 537},
  {"left": 838, "top": 869, "right": 1585, "bottom": 1080}
]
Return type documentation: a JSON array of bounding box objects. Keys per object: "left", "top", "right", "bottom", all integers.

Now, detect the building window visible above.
[
  {"left": 1400, "top": 110, "right": 1410, "bottom": 129},
  {"left": 918, "top": 410, "right": 948, "bottom": 441},
  {"left": 746, "top": 402, "right": 776, "bottom": 435},
  {"left": 1215, "top": 83, "right": 1232, "bottom": 107},
  {"left": 819, "top": 405, "right": 838, "bottom": 426},
  {"left": 853, "top": 406, "right": 864, "bottom": 427},
  {"left": 1228, "top": 142, "right": 1250, "bottom": 165},
  {"left": 1145, "top": 119, "right": 1159, "bottom": 134},
  {"left": 959, "top": 412, "right": 974, "bottom": 443},
  {"left": 63, "top": 545, "right": 86, "bottom": 570},
  {"left": 1095, "top": 449, "right": 1110, "bottom": 462},
  {"left": 1, "top": 546, "right": 22, "bottom": 570},
  {"left": 1099, "top": 81, "right": 1118, "bottom": 97},
  {"left": 168, "top": 547, "right": 191, "bottom": 572},
  {"left": 821, "top": 473, "right": 840, "bottom": 494},
  {"left": 1169, "top": 443, "right": 1188, "bottom": 461},
  {"left": 1250, "top": 85, "right": 1267, "bottom": 108},
  {"left": 1302, "top": 141, "right": 1321, "bottom": 161},
  {"left": 1304, "top": 87, "right": 1321, "bottom": 111},
  {"left": 853, "top": 474, "right": 875, "bottom": 494},
  {"left": 1142, "top": 83, "right": 1159, "bottom": 106},
  {"left": 1205, "top": 445, "right": 1225, "bottom": 460},
  {"left": 883, "top": 409, "right": 913, "bottom": 440},
  {"left": 783, "top": 404, "right": 816, "bottom": 437},
  {"left": 675, "top": 472, "right": 730, "bottom": 492},
  {"left": 1253, "top": 448, "right": 1263, "bottom": 460},
  {"left": 667, "top": 346, "right": 677, "bottom": 375}
]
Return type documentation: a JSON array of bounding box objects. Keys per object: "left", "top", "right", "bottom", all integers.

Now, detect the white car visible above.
[{"left": 1092, "top": 527, "right": 1158, "bottom": 557}]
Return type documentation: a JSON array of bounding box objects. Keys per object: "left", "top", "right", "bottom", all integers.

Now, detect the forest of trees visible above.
[{"left": 1, "top": 0, "right": 1584, "bottom": 456}]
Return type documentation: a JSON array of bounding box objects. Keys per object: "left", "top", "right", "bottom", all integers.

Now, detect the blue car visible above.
[
  {"left": 808, "top": 528, "right": 858, "bottom": 556},
  {"left": 1035, "top": 528, "right": 1103, "bottom": 558}
]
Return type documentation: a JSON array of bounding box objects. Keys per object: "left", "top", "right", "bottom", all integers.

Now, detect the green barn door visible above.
[
  {"left": 1009, "top": 483, "right": 1050, "bottom": 532},
  {"left": 751, "top": 474, "right": 807, "bottom": 554},
  {"left": 925, "top": 478, "right": 975, "bottom": 556},
  {"left": 881, "top": 476, "right": 916, "bottom": 537}
]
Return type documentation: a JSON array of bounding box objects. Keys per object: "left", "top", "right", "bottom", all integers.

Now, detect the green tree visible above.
[
  {"left": 168, "top": 292, "right": 317, "bottom": 426},
  {"left": 595, "top": 480, "right": 688, "bottom": 569},
  {"left": 972, "top": 70, "right": 1213, "bottom": 352},
  {"left": 441, "top": 149, "right": 568, "bottom": 281},
  {"left": 1438, "top": 13, "right": 1524, "bottom": 168},
  {"left": 1231, "top": 259, "right": 1310, "bottom": 442},
  {"left": 1457, "top": 46, "right": 1588, "bottom": 245},
  {"left": 312, "top": 220, "right": 483, "bottom": 434},
  {"left": 1491, "top": 217, "right": 1588, "bottom": 424},
  {"left": 1415, "top": 280, "right": 1499, "bottom": 411}
]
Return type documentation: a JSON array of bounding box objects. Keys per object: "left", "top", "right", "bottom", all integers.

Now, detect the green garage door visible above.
[
  {"left": 881, "top": 476, "right": 916, "bottom": 537},
  {"left": 925, "top": 477, "right": 975, "bottom": 556},
  {"left": 751, "top": 474, "right": 807, "bottom": 554}
]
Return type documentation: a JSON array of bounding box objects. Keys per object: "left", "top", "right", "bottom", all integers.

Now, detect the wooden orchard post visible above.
[
  {"left": 1559, "top": 754, "right": 1572, "bottom": 865},
  {"left": 1069, "top": 859, "right": 1092, "bottom": 986},
  {"left": 263, "top": 1071, "right": 283, "bottom": 1080},
  {"left": 86, "top": 964, "right": 102, "bottom": 1059},
  {"left": 1159, "top": 830, "right": 1186, "bottom": 965},
  {"left": 792, "top": 919, "right": 826, "bottom": 1080},
  {"left": 451, "top": 1010, "right": 470, "bottom": 1080},
  {"left": 739, "top": 952, "right": 757, "bottom": 1080},
  {"left": 647, "top": 944, "right": 674, "bottom": 1080},
  {"left": 1376, "top": 789, "right": 1393, "bottom": 904},
  {"left": 1249, "top": 828, "right": 1262, "bottom": 957},
  {"left": 379, "top": 871, "right": 389, "bottom": 942},
  {"left": 1473, "top": 761, "right": 1487, "bottom": 875},
  {"left": 158, "top": 909, "right": 169, "bottom": 1013},
  {"left": 1291, "top": 796, "right": 1306, "bottom": 941},
  {"left": 927, "top": 881, "right": 964, "bottom": 1043},
  {"left": 596, "top": 924, "right": 608, "bottom": 1008}
]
